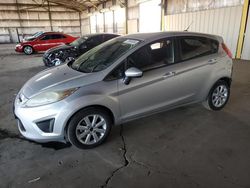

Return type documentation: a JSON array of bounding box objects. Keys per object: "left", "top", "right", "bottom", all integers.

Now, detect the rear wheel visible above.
[
  {"left": 203, "top": 80, "right": 230, "bottom": 111},
  {"left": 23, "top": 46, "right": 33, "bottom": 55},
  {"left": 67, "top": 108, "right": 112, "bottom": 149}
]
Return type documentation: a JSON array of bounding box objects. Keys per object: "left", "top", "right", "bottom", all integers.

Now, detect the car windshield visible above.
[
  {"left": 70, "top": 36, "right": 88, "bottom": 47},
  {"left": 33, "top": 31, "right": 44, "bottom": 38},
  {"left": 24, "top": 31, "right": 44, "bottom": 41},
  {"left": 71, "top": 38, "right": 141, "bottom": 73}
]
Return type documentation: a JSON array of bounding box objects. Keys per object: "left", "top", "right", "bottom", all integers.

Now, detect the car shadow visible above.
[{"left": 40, "top": 142, "right": 72, "bottom": 150}]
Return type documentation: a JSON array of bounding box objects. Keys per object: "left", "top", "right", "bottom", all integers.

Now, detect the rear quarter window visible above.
[{"left": 179, "top": 36, "right": 219, "bottom": 61}]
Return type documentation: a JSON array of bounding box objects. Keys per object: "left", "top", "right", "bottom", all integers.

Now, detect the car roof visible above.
[
  {"left": 43, "top": 32, "right": 66, "bottom": 35},
  {"left": 122, "top": 31, "right": 222, "bottom": 42},
  {"left": 82, "top": 33, "right": 120, "bottom": 38}
]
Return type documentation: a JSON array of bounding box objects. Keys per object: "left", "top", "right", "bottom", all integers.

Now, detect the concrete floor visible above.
[{"left": 0, "top": 44, "right": 250, "bottom": 188}]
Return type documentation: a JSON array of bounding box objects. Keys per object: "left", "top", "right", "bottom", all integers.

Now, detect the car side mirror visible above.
[{"left": 123, "top": 67, "right": 143, "bottom": 85}]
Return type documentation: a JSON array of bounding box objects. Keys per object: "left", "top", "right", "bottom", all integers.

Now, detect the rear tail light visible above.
[{"left": 222, "top": 43, "right": 232, "bottom": 59}]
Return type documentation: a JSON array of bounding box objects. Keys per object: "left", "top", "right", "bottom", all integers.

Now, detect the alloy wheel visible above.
[
  {"left": 212, "top": 85, "right": 228, "bottom": 108},
  {"left": 24, "top": 46, "right": 33, "bottom": 54},
  {"left": 75, "top": 114, "right": 107, "bottom": 145}
]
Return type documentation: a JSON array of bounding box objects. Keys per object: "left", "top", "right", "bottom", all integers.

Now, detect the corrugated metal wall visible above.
[
  {"left": 165, "top": 5, "right": 243, "bottom": 58},
  {"left": 241, "top": 8, "right": 250, "bottom": 60},
  {"left": 127, "top": 4, "right": 139, "bottom": 34},
  {"left": 0, "top": 0, "right": 82, "bottom": 43}
]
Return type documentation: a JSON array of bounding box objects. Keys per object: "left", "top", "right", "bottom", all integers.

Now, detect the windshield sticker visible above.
[{"left": 123, "top": 39, "right": 139, "bottom": 45}]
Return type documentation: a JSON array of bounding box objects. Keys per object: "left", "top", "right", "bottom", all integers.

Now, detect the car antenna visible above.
[{"left": 184, "top": 21, "right": 193, "bottom": 31}]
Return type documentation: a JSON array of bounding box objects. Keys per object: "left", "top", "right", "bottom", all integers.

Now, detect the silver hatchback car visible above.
[{"left": 14, "top": 32, "right": 233, "bottom": 149}]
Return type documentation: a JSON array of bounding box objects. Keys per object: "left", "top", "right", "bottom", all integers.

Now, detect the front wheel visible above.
[
  {"left": 23, "top": 46, "right": 33, "bottom": 55},
  {"left": 67, "top": 108, "right": 112, "bottom": 149},
  {"left": 203, "top": 80, "right": 230, "bottom": 111}
]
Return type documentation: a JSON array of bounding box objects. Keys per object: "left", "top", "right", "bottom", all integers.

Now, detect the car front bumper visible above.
[
  {"left": 13, "top": 94, "right": 73, "bottom": 143},
  {"left": 15, "top": 45, "right": 23, "bottom": 53}
]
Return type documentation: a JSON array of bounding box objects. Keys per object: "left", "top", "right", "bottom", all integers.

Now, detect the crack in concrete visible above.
[
  {"left": 101, "top": 125, "right": 129, "bottom": 188},
  {"left": 224, "top": 178, "right": 249, "bottom": 188},
  {"left": 0, "top": 128, "right": 25, "bottom": 140},
  {"left": 130, "top": 155, "right": 174, "bottom": 177}
]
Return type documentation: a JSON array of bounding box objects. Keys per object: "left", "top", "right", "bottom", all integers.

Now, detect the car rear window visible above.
[{"left": 179, "top": 36, "right": 218, "bottom": 61}]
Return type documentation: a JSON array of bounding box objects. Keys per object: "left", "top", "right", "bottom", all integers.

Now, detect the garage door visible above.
[{"left": 139, "top": 0, "right": 161, "bottom": 32}]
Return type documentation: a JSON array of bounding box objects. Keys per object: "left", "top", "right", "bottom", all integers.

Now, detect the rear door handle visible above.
[
  {"left": 163, "top": 71, "right": 176, "bottom": 78},
  {"left": 208, "top": 58, "right": 217, "bottom": 64}
]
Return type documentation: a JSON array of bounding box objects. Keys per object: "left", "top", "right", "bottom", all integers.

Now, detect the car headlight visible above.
[{"left": 25, "top": 88, "right": 78, "bottom": 107}]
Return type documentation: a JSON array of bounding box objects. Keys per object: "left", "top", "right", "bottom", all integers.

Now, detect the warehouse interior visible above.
[
  {"left": 1, "top": 0, "right": 249, "bottom": 59},
  {"left": 0, "top": 0, "right": 250, "bottom": 187}
]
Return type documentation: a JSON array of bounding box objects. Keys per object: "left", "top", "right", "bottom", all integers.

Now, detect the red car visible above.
[{"left": 15, "top": 31, "right": 77, "bottom": 55}]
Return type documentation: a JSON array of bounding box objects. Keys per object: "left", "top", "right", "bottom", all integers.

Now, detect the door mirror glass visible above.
[{"left": 123, "top": 67, "right": 143, "bottom": 85}]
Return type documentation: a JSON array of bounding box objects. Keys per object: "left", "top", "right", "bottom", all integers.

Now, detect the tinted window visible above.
[
  {"left": 103, "top": 35, "right": 117, "bottom": 42},
  {"left": 70, "top": 37, "right": 88, "bottom": 47},
  {"left": 179, "top": 37, "right": 218, "bottom": 61},
  {"left": 105, "top": 62, "right": 125, "bottom": 81},
  {"left": 40, "top": 35, "right": 51, "bottom": 40},
  {"left": 87, "top": 36, "right": 102, "bottom": 46},
  {"left": 127, "top": 38, "right": 174, "bottom": 71},
  {"left": 51, "top": 34, "right": 65, "bottom": 39},
  {"left": 211, "top": 39, "right": 219, "bottom": 53}
]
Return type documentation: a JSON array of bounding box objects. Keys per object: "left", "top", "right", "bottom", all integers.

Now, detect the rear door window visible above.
[{"left": 178, "top": 36, "right": 218, "bottom": 61}]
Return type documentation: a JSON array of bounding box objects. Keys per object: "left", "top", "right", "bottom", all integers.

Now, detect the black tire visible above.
[
  {"left": 67, "top": 108, "right": 112, "bottom": 149},
  {"left": 203, "top": 80, "right": 230, "bottom": 111},
  {"left": 23, "top": 46, "right": 34, "bottom": 55}
]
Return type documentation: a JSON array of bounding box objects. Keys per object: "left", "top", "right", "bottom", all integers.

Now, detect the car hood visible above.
[
  {"left": 21, "top": 64, "right": 101, "bottom": 98},
  {"left": 45, "top": 45, "right": 75, "bottom": 54}
]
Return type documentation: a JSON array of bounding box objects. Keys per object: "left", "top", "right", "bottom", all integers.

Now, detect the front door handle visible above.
[{"left": 163, "top": 71, "right": 176, "bottom": 78}]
